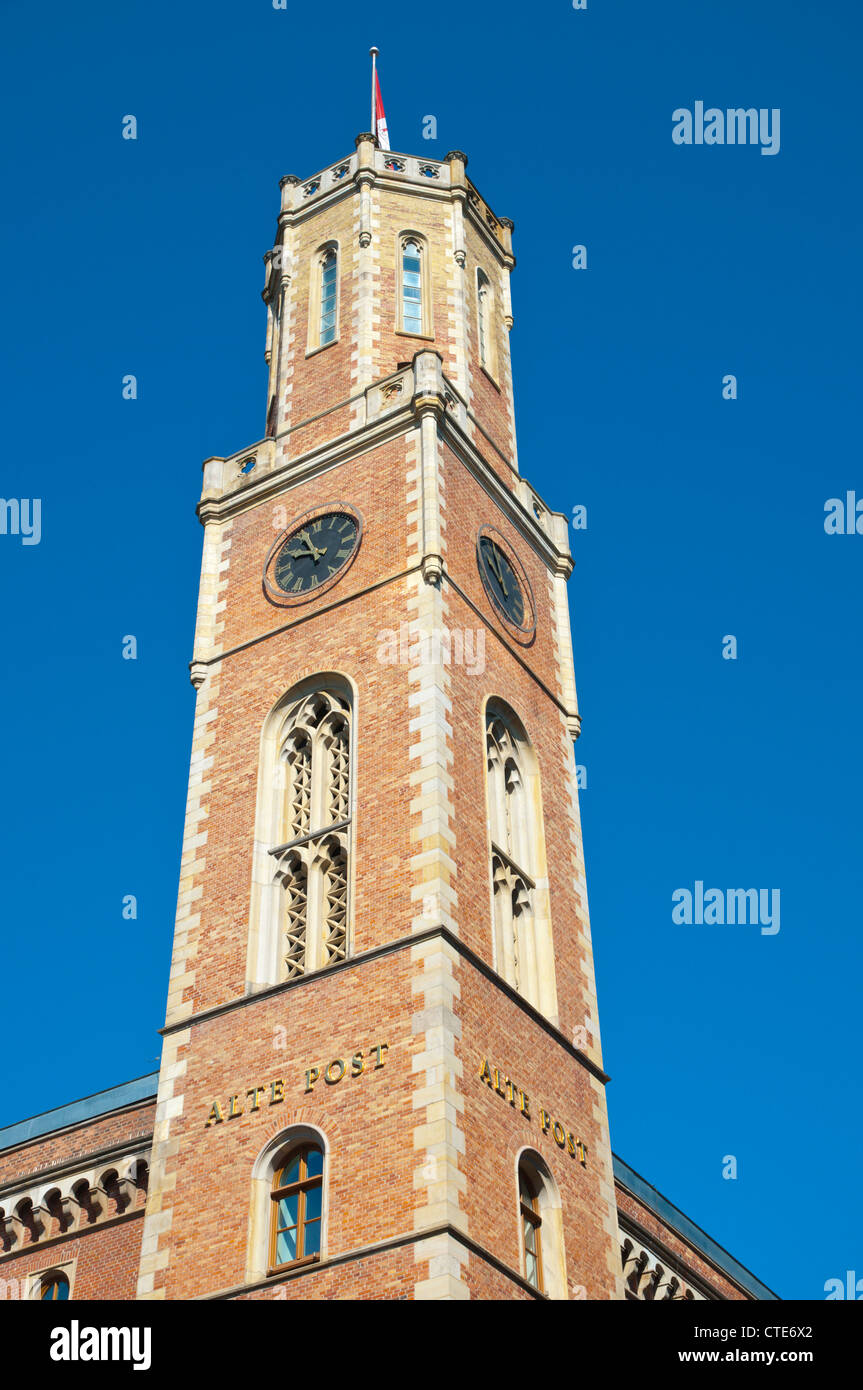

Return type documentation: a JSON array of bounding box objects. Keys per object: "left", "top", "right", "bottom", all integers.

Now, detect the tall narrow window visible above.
[
  {"left": 270, "top": 1144, "right": 323, "bottom": 1271},
  {"left": 401, "top": 237, "right": 424, "bottom": 334},
  {"left": 519, "top": 1165, "right": 544, "bottom": 1293},
  {"left": 485, "top": 703, "right": 557, "bottom": 1017},
  {"left": 268, "top": 686, "right": 353, "bottom": 980},
  {"left": 477, "top": 268, "right": 496, "bottom": 376},
  {"left": 320, "top": 250, "right": 337, "bottom": 345}
]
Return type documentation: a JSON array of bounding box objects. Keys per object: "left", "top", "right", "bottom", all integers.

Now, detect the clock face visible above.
[
  {"left": 477, "top": 531, "right": 527, "bottom": 630},
  {"left": 274, "top": 512, "right": 359, "bottom": 596}
]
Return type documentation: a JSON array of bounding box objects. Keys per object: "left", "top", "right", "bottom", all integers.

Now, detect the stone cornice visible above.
[
  {"left": 437, "top": 410, "right": 574, "bottom": 579},
  {"left": 197, "top": 404, "right": 418, "bottom": 525},
  {"left": 203, "top": 1221, "right": 546, "bottom": 1301},
  {"left": 158, "top": 923, "right": 610, "bottom": 1086},
  {"left": 196, "top": 374, "right": 571, "bottom": 581},
  {"left": 271, "top": 147, "right": 514, "bottom": 267}
]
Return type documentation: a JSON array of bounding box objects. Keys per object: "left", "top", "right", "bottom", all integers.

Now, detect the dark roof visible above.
[{"left": 0, "top": 1073, "right": 159, "bottom": 1152}]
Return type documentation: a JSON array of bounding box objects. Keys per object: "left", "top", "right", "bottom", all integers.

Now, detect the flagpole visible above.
[{"left": 370, "top": 47, "right": 378, "bottom": 137}]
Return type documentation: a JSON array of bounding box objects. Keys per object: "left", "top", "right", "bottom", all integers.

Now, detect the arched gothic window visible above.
[
  {"left": 249, "top": 680, "right": 353, "bottom": 990},
  {"left": 485, "top": 703, "right": 557, "bottom": 1018},
  {"left": 477, "top": 268, "right": 497, "bottom": 377},
  {"left": 270, "top": 1143, "right": 324, "bottom": 1271},
  {"left": 272, "top": 689, "right": 351, "bottom": 979},
  {"left": 400, "top": 236, "right": 426, "bottom": 335}
]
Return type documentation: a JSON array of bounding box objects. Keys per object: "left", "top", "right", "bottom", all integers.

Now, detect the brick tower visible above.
[{"left": 137, "top": 134, "right": 623, "bottom": 1301}]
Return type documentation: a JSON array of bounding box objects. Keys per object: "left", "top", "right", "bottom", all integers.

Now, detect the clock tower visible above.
[{"left": 137, "top": 134, "right": 623, "bottom": 1300}]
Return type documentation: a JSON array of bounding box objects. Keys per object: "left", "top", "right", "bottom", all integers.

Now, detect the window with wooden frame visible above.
[
  {"left": 39, "top": 1271, "right": 70, "bottom": 1301},
  {"left": 519, "top": 1163, "right": 544, "bottom": 1293},
  {"left": 269, "top": 1143, "right": 324, "bottom": 1271}
]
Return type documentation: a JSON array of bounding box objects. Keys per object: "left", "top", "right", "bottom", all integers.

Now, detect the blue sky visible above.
[{"left": 1, "top": 0, "right": 860, "bottom": 1299}]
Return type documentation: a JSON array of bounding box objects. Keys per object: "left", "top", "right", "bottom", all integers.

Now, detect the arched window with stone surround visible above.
[
  {"left": 38, "top": 1271, "right": 70, "bottom": 1301},
  {"left": 516, "top": 1152, "right": 566, "bottom": 1299},
  {"left": 248, "top": 678, "right": 354, "bottom": 990},
  {"left": 519, "top": 1163, "right": 544, "bottom": 1292},
  {"left": 247, "top": 1125, "right": 329, "bottom": 1285},
  {"left": 270, "top": 1143, "right": 324, "bottom": 1272},
  {"left": 485, "top": 702, "right": 557, "bottom": 1020}
]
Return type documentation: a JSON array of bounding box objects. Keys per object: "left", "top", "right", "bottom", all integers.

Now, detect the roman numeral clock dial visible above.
[
  {"left": 476, "top": 525, "right": 536, "bottom": 641},
  {"left": 264, "top": 505, "right": 363, "bottom": 608}
]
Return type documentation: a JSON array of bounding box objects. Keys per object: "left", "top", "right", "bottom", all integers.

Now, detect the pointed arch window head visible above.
[
  {"left": 400, "top": 236, "right": 426, "bottom": 336},
  {"left": 268, "top": 686, "right": 353, "bottom": 981},
  {"left": 270, "top": 1144, "right": 323, "bottom": 1271}
]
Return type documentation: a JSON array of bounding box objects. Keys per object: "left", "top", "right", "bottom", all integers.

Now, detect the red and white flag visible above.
[{"left": 374, "top": 67, "right": 390, "bottom": 150}]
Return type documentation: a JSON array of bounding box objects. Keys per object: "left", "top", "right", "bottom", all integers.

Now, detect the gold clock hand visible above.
[
  {"left": 288, "top": 534, "right": 327, "bottom": 563},
  {"left": 489, "top": 545, "right": 508, "bottom": 596},
  {"left": 299, "top": 530, "right": 328, "bottom": 562}
]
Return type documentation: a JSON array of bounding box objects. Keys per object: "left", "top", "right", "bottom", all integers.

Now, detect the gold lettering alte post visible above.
[{"left": 478, "top": 1055, "right": 586, "bottom": 1166}]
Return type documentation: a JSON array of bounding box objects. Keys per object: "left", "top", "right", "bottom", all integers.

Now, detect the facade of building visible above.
[{"left": 0, "top": 136, "right": 776, "bottom": 1302}]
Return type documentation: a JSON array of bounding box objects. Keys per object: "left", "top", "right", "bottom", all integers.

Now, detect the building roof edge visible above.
[
  {"left": 613, "top": 1153, "right": 779, "bottom": 1300},
  {"left": 0, "top": 1073, "right": 159, "bottom": 1153}
]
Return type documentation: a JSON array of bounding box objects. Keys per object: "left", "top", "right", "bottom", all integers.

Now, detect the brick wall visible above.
[{"left": 0, "top": 1101, "right": 154, "bottom": 1301}]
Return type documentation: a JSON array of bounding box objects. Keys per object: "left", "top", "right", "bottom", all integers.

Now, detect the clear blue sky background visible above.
[{"left": 1, "top": 0, "right": 859, "bottom": 1300}]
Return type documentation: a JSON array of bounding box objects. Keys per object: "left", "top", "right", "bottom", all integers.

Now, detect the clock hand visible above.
[
  {"left": 489, "top": 546, "right": 508, "bottom": 595},
  {"left": 288, "top": 537, "right": 328, "bottom": 563},
  {"left": 299, "top": 531, "right": 328, "bottom": 562}
]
